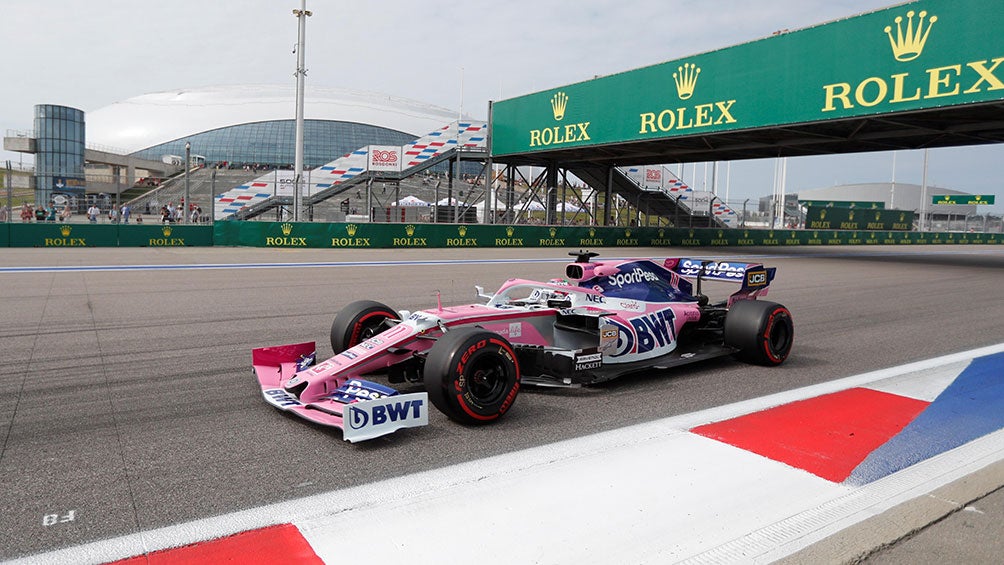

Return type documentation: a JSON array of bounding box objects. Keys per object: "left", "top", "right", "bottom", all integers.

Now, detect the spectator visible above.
[
  {"left": 108, "top": 205, "right": 120, "bottom": 224},
  {"left": 121, "top": 204, "right": 131, "bottom": 224},
  {"left": 46, "top": 202, "right": 58, "bottom": 222},
  {"left": 21, "top": 204, "right": 33, "bottom": 223},
  {"left": 135, "top": 214, "right": 143, "bottom": 224},
  {"left": 59, "top": 204, "right": 72, "bottom": 222},
  {"left": 35, "top": 205, "right": 47, "bottom": 222},
  {"left": 87, "top": 203, "right": 100, "bottom": 223},
  {"left": 0, "top": 205, "right": 7, "bottom": 223},
  {"left": 190, "top": 206, "right": 201, "bottom": 223}
]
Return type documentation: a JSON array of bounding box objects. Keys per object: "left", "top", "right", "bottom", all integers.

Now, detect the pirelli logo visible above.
[{"left": 746, "top": 270, "right": 768, "bottom": 288}]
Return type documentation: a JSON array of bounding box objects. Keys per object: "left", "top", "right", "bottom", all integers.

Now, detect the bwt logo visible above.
[
  {"left": 609, "top": 307, "right": 678, "bottom": 357},
  {"left": 349, "top": 398, "right": 425, "bottom": 429}
]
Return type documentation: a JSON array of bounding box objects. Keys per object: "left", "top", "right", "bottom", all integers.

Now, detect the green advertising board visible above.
[
  {"left": 117, "top": 225, "right": 214, "bottom": 247},
  {"left": 2, "top": 221, "right": 1000, "bottom": 248},
  {"left": 804, "top": 207, "right": 914, "bottom": 230},
  {"left": 9, "top": 223, "right": 120, "bottom": 247},
  {"left": 6, "top": 224, "right": 213, "bottom": 247},
  {"left": 492, "top": 0, "right": 1004, "bottom": 157},
  {"left": 931, "top": 194, "right": 996, "bottom": 205},
  {"left": 213, "top": 221, "right": 678, "bottom": 249}
]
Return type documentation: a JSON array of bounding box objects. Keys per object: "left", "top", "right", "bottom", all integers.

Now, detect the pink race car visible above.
[{"left": 253, "top": 252, "right": 793, "bottom": 442}]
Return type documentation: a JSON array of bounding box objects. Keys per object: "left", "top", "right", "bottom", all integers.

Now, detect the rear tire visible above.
[
  {"left": 330, "top": 300, "right": 399, "bottom": 353},
  {"left": 724, "top": 300, "right": 793, "bottom": 366},
  {"left": 424, "top": 328, "right": 521, "bottom": 425}
]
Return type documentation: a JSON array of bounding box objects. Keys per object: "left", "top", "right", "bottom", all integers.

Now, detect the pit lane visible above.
[{"left": 1, "top": 245, "right": 1002, "bottom": 560}]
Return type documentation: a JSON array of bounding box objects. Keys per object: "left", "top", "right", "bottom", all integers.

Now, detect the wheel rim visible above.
[
  {"left": 466, "top": 356, "right": 509, "bottom": 405},
  {"left": 768, "top": 317, "right": 790, "bottom": 354}
]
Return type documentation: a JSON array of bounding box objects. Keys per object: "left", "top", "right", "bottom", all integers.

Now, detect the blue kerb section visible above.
[{"left": 847, "top": 351, "right": 1004, "bottom": 485}]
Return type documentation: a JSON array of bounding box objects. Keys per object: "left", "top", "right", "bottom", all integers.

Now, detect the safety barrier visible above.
[
  {"left": 5, "top": 223, "right": 213, "bottom": 248},
  {"left": 1, "top": 222, "right": 1001, "bottom": 248},
  {"left": 211, "top": 222, "right": 1002, "bottom": 248}
]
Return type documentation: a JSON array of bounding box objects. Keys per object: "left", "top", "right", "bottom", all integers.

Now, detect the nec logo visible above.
[
  {"left": 746, "top": 270, "right": 768, "bottom": 287},
  {"left": 349, "top": 397, "right": 425, "bottom": 429}
]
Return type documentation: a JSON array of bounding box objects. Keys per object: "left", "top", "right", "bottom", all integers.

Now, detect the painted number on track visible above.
[{"left": 42, "top": 510, "right": 75, "bottom": 526}]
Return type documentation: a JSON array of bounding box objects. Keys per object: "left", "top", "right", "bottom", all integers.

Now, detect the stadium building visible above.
[{"left": 86, "top": 84, "right": 467, "bottom": 168}]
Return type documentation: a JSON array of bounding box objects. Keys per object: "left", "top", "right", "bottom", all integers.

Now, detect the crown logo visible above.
[
  {"left": 458, "top": 225, "right": 467, "bottom": 237},
  {"left": 549, "top": 227, "right": 557, "bottom": 237},
  {"left": 550, "top": 91, "right": 568, "bottom": 121},
  {"left": 848, "top": 211, "right": 855, "bottom": 221},
  {"left": 884, "top": 10, "right": 937, "bottom": 62},
  {"left": 790, "top": 231, "right": 797, "bottom": 238},
  {"left": 162, "top": 226, "right": 172, "bottom": 237},
  {"left": 744, "top": 230, "right": 749, "bottom": 238},
  {"left": 813, "top": 231, "right": 819, "bottom": 239},
  {"left": 717, "top": 230, "right": 724, "bottom": 238},
  {"left": 589, "top": 228, "right": 596, "bottom": 237},
  {"left": 506, "top": 226, "right": 515, "bottom": 237},
  {"left": 346, "top": 224, "right": 358, "bottom": 236},
  {"left": 689, "top": 229, "right": 695, "bottom": 237},
  {"left": 899, "top": 212, "right": 906, "bottom": 221},
  {"left": 281, "top": 223, "right": 293, "bottom": 236},
  {"left": 875, "top": 211, "right": 882, "bottom": 221},
  {"left": 658, "top": 229, "right": 665, "bottom": 237},
  {"left": 673, "top": 62, "right": 701, "bottom": 100},
  {"left": 625, "top": 229, "right": 632, "bottom": 238},
  {"left": 820, "top": 210, "right": 827, "bottom": 220},
  {"left": 59, "top": 225, "right": 72, "bottom": 237},
  {"left": 405, "top": 224, "right": 415, "bottom": 237},
  {"left": 769, "top": 230, "right": 774, "bottom": 238}
]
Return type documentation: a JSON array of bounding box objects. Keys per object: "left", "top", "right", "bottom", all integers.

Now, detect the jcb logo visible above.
[{"left": 747, "top": 270, "right": 768, "bottom": 287}]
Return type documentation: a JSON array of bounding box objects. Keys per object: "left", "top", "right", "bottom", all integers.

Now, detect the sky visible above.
[{"left": 2, "top": 0, "right": 1001, "bottom": 212}]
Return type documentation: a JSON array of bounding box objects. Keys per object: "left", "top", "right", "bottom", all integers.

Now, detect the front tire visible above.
[
  {"left": 424, "top": 328, "right": 521, "bottom": 425},
  {"left": 724, "top": 300, "right": 793, "bottom": 366},
  {"left": 330, "top": 300, "right": 399, "bottom": 353}
]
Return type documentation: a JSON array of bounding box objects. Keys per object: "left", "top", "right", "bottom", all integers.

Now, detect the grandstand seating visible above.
[{"left": 211, "top": 119, "right": 731, "bottom": 227}]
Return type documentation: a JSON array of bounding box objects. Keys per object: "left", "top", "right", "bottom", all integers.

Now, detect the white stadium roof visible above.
[{"left": 86, "top": 84, "right": 467, "bottom": 154}]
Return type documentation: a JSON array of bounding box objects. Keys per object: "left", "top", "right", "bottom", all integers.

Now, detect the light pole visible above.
[
  {"left": 184, "top": 141, "right": 191, "bottom": 224},
  {"left": 292, "top": 0, "right": 312, "bottom": 222}
]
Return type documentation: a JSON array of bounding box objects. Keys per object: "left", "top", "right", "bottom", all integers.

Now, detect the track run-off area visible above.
[{"left": 1, "top": 245, "right": 1003, "bottom": 564}]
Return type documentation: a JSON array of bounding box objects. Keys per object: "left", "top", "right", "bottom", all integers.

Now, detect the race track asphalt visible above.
[{"left": 1, "top": 245, "right": 1002, "bottom": 562}]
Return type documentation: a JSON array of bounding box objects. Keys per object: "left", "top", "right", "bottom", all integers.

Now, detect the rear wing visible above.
[{"left": 664, "top": 258, "right": 776, "bottom": 291}]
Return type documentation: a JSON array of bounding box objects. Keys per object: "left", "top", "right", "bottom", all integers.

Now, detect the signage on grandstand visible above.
[
  {"left": 367, "top": 146, "right": 402, "bottom": 172},
  {"left": 491, "top": 0, "right": 1004, "bottom": 156},
  {"left": 932, "top": 194, "right": 995, "bottom": 205}
]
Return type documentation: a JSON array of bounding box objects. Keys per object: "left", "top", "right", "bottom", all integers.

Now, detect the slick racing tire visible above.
[
  {"left": 723, "top": 300, "right": 794, "bottom": 366},
  {"left": 424, "top": 328, "right": 521, "bottom": 425},
  {"left": 330, "top": 300, "right": 399, "bottom": 353}
]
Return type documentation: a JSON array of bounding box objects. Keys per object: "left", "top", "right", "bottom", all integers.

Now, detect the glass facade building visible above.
[
  {"left": 131, "top": 119, "right": 416, "bottom": 169},
  {"left": 34, "top": 104, "right": 86, "bottom": 203}
]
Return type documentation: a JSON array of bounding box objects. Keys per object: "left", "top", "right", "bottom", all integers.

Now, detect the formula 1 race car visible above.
[{"left": 252, "top": 252, "right": 794, "bottom": 442}]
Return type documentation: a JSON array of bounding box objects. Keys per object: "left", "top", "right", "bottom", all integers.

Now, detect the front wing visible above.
[{"left": 252, "top": 341, "right": 428, "bottom": 442}]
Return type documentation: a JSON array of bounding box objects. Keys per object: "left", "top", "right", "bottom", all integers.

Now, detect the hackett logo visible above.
[
  {"left": 822, "top": 10, "right": 1004, "bottom": 113},
  {"left": 529, "top": 91, "right": 590, "bottom": 147}
]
